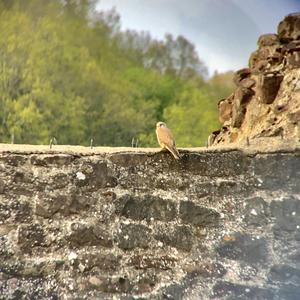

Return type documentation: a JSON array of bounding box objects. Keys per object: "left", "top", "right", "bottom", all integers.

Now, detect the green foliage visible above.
[
  {"left": 0, "top": 0, "right": 234, "bottom": 147},
  {"left": 164, "top": 84, "right": 219, "bottom": 147}
]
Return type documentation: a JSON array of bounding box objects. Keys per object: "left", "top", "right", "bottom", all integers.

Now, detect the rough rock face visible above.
[
  {"left": 211, "top": 13, "right": 300, "bottom": 146},
  {"left": 0, "top": 144, "right": 299, "bottom": 299}
]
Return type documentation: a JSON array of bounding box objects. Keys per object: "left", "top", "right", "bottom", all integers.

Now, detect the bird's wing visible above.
[
  {"left": 165, "top": 144, "right": 180, "bottom": 159},
  {"left": 157, "top": 126, "right": 176, "bottom": 147}
]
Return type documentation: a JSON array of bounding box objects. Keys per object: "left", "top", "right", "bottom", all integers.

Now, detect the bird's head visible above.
[{"left": 156, "top": 121, "right": 166, "bottom": 128}]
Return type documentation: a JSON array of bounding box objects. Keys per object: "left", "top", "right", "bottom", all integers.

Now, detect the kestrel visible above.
[{"left": 156, "top": 122, "right": 181, "bottom": 160}]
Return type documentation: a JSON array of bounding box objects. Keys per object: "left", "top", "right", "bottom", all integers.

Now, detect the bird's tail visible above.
[{"left": 166, "top": 145, "right": 181, "bottom": 160}]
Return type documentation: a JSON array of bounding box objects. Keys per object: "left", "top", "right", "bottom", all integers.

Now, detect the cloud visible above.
[{"left": 97, "top": 0, "right": 300, "bottom": 74}]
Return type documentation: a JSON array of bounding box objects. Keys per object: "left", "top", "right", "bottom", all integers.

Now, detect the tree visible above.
[
  {"left": 0, "top": 0, "right": 233, "bottom": 147},
  {"left": 163, "top": 83, "right": 219, "bottom": 147}
]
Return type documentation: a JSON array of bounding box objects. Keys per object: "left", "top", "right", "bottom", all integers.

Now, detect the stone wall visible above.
[{"left": 0, "top": 145, "right": 299, "bottom": 300}]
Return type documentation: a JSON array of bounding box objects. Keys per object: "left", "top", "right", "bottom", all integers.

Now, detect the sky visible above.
[{"left": 96, "top": 0, "right": 300, "bottom": 75}]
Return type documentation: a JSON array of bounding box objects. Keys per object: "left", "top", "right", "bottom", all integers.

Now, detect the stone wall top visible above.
[{"left": 0, "top": 138, "right": 299, "bottom": 156}]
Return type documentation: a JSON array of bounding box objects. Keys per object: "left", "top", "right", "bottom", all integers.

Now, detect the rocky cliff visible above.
[
  {"left": 211, "top": 13, "right": 300, "bottom": 146},
  {"left": 0, "top": 142, "right": 299, "bottom": 300}
]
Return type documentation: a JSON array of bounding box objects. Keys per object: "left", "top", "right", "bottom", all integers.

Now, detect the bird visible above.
[{"left": 156, "top": 121, "right": 181, "bottom": 160}]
